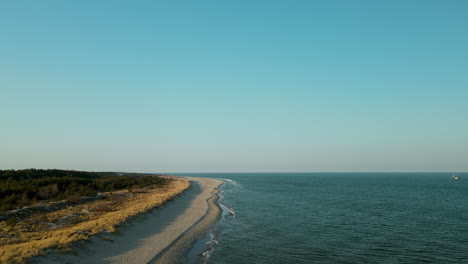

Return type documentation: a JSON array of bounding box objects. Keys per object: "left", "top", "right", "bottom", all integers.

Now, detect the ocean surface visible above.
[{"left": 181, "top": 173, "right": 468, "bottom": 264}]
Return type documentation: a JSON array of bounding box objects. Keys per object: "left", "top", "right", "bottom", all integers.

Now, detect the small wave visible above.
[
  {"left": 218, "top": 179, "right": 236, "bottom": 218},
  {"left": 200, "top": 232, "right": 219, "bottom": 263},
  {"left": 217, "top": 191, "right": 225, "bottom": 203},
  {"left": 207, "top": 232, "right": 219, "bottom": 245},
  {"left": 223, "top": 179, "right": 240, "bottom": 187},
  {"left": 220, "top": 203, "right": 236, "bottom": 218}
]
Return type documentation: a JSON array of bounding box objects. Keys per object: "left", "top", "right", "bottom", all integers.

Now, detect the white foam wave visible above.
[
  {"left": 200, "top": 232, "right": 219, "bottom": 263},
  {"left": 207, "top": 233, "right": 219, "bottom": 245},
  {"left": 223, "top": 179, "right": 240, "bottom": 187},
  {"left": 220, "top": 203, "right": 236, "bottom": 218}
]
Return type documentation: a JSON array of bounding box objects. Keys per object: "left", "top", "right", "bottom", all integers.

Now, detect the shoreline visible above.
[
  {"left": 32, "top": 177, "right": 223, "bottom": 264},
  {"left": 150, "top": 180, "right": 222, "bottom": 264}
]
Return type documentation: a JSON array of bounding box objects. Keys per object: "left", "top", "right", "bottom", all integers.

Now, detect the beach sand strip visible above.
[{"left": 32, "top": 177, "right": 223, "bottom": 264}]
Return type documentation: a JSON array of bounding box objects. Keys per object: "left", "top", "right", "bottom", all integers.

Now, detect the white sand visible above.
[{"left": 33, "top": 177, "right": 223, "bottom": 264}]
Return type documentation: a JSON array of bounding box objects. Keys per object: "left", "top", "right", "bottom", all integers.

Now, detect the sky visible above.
[{"left": 1, "top": 0, "right": 467, "bottom": 173}]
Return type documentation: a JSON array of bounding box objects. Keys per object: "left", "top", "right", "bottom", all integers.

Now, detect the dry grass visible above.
[{"left": 0, "top": 178, "right": 190, "bottom": 264}]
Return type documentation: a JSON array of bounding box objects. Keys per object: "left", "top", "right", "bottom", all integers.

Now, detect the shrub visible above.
[{"left": 5, "top": 216, "right": 17, "bottom": 227}]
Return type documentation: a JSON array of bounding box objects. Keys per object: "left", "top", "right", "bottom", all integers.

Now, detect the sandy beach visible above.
[{"left": 33, "top": 177, "right": 223, "bottom": 264}]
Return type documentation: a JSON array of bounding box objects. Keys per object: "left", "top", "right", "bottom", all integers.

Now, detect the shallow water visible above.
[{"left": 180, "top": 173, "right": 468, "bottom": 264}]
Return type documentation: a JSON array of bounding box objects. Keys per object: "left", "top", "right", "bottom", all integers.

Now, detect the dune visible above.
[{"left": 33, "top": 177, "right": 223, "bottom": 264}]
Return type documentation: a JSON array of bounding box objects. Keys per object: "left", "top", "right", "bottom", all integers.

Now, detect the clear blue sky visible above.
[{"left": 1, "top": 0, "right": 467, "bottom": 172}]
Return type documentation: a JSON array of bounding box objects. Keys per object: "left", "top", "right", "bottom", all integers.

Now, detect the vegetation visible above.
[
  {"left": 0, "top": 170, "right": 190, "bottom": 263},
  {"left": 0, "top": 169, "right": 169, "bottom": 212}
]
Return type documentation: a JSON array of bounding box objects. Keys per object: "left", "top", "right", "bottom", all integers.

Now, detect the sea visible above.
[{"left": 180, "top": 173, "right": 468, "bottom": 264}]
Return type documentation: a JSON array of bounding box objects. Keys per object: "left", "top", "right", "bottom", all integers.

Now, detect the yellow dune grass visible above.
[{"left": 0, "top": 177, "right": 190, "bottom": 264}]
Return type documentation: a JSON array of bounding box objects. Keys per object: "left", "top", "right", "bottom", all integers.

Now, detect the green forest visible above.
[{"left": 0, "top": 169, "right": 170, "bottom": 212}]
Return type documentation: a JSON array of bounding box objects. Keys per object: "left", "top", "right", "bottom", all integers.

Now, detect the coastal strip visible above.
[
  {"left": 149, "top": 178, "right": 222, "bottom": 264},
  {"left": 33, "top": 177, "right": 223, "bottom": 264}
]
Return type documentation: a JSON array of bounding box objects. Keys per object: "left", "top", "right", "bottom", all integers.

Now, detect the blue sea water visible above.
[{"left": 183, "top": 173, "right": 468, "bottom": 264}]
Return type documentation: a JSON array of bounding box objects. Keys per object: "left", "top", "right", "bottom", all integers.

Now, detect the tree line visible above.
[{"left": 0, "top": 169, "right": 170, "bottom": 212}]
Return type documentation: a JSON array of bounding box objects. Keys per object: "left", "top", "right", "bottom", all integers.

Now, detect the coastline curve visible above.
[{"left": 31, "top": 177, "right": 223, "bottom": 264}]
